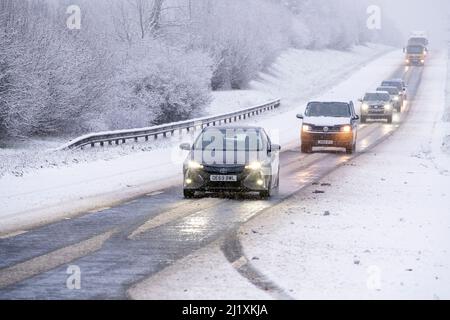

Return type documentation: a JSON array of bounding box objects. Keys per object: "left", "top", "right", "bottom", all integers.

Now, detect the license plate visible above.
[
  {"left": 317, "top": 140, "right": 334, "bottom": 145},
  {"left": 210, "top": 175, "right": 238, "bottom": 182}
]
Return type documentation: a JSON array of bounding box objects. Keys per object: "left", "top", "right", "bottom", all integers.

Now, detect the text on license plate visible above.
[
  {"left": 318, "top": 140, "right": 334, "bottom": 145},
  {"left": 210, "top": 175, "right": 238, "bottom": 182}
]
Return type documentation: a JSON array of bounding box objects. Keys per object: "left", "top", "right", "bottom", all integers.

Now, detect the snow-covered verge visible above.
[
  {"left": 0, "top": 44, "right": 398, "bottom": 234},
  {"left": 125, "top": 51, "right": 450, "bottom": 301},
  {"left": 237, "top": 50, "right": 450, "bottom": 300},
  {"left": 206, "top": 44, "right": 392, "bottom": 114}
]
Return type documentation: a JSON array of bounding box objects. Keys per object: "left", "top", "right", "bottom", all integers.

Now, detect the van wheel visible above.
[
  {"left": 346, "top": 142, "right": 356, "bottom": 155},
  {"left": 260, "top": 190, "right": 270, "bottom": 199},
  {"left": 301, "top": 144, "right": 312, "bottom": 153},
  {"left": 387, "top": 115, "right": 393, "bottom": 124},
  {"left": 183, "top": 190, "right": 195, "bottom": 199}
]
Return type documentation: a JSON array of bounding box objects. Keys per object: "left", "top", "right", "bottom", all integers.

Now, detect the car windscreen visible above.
[
  {"left": 305, "top": 102, "right": 350, "bottom": 117},
  {"left": 381, "top": 82, "right": 402, "bottom": 90},
  {"left": 407, "top": 45, "right": 425, "bottom": 54},
  {"left": 364, "top": 93, "right": 390, "bottom": 101},
  {"left": 377, "top": 87, "right": 398, "bottom": 95},
  {"left": 408, "top": 38, "right": 428, "bottom": 46},
  {"left": 194, "top": 128, "right": 266, "bottom": 151}
]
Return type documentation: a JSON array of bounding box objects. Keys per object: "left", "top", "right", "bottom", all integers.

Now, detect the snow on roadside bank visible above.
[
  {"left": 0, "top": 44, "right": 398, "bottom": 234},
  {"left": 239, "top": 50, "right": 450, "bottom": 300}
]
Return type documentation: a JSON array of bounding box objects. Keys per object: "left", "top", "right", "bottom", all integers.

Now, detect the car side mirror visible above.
[
  {"left": 353, "top": 115, "right": 360, "bottom": 121},
  {"left": 296, "top": 114, "right": 304, "bottom": 120},
  {"left": 271, "top": 144, "right": 281, "bottom": 152},
  {"left": 358, "top": 98, "right": 363, "bottom": 102},
  {"left": 179, "top": 143, "right": 192, "bottom": 151}
]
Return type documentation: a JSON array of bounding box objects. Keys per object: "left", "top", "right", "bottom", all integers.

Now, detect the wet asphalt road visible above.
[{"left": 0, "top": 64, "right": 423, "bottom": 299}]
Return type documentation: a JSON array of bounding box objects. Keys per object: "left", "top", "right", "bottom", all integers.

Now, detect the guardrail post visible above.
[
  {"left": 134, "top": 137, "right": 138, "bottom": 142},
  {"left": 91, "top": 142, "right": 95, "bottom": 148},
  {"left": 145, "top": 136, "right": 149, "bottom": 141},
  {"left": 122, "top": 139, "right": 125, "bottom": 144}
]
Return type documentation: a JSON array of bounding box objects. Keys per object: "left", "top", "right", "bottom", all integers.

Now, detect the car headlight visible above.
[
  {"left": 245, "top": 161, "right": 262, "bottom": 171},
  {"left": 361, "top": 103, "right": 369, "bottom": 111},
  {"left": 341, "top": 125, "right": 352, "bottom": 133},
  {"left": 393, "top": 96, "right": 399, "bottom": 101},
  {"left": 188, "top": 160, "right": 203, "bottom": 170},
  {"left": 385, "top": 104, "right": 392, "bottom": 110},
  {"left": 302, "top": 125, "right": 312, "bottom": 132}
]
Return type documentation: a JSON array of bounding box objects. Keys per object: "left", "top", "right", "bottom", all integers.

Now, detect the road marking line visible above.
[
  {"left": 0, "top": 230, "right": 28, "bottom": 240},
  {"left": 0, "top": 229, "right": 116, "bottom": 289},
  {"left": 146, "top": 191, "right": 164, "bottom": 197}
]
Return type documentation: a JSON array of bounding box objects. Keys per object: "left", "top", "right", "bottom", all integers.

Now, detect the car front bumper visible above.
[
  {"left": 301, "top": 132, "right": 353, "bottom": 147},
  {"left": 183, "top": 168, "right": 270, "bottom": 192},
  {"left": 361, "top": 110, "right": 393, "bottom": 118}
]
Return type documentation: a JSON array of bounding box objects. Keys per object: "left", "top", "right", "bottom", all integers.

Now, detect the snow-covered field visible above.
[
  {"left": 128, "top": 50, "right": 450, "bottom": 300},
  {"left": 0, "top": 44, "right": 396, "bottom": 234}
]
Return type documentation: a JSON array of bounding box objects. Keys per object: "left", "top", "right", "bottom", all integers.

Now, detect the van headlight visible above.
[
  {"left": 340, "top": 125, "right": 352, "bottom": 133},
  {"left": 393, "top": 96, "right": 399, "bottom": 101},
  {"left": 361, "top": 103, "right": 369, "bottom": 111},
  {"left": 385, "top": 104, "right": 392, "bottom": 111},
  {"left": 302, "top": 125, "right": 312, "bottom": 132}
]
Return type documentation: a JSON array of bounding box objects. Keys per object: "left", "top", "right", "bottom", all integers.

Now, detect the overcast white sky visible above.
[{"left": 374, "top": 0, "right": 449, "bottom": 48}]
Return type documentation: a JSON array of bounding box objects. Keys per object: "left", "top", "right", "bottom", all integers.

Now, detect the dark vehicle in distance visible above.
[
  {"left": 297, "top": 101, "right": 359, "bottom": 154},
  {"left": 180, "top": 126, "right": 281, "bottom": 199},
  {"left": 360, "top": 92, "right": 393, "bottom": 124},
  {"left": 376, "top": 86, "right": 403, "bottom": 112}
]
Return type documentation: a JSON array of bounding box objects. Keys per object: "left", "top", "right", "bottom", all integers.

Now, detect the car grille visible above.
[
  {"left": 310, "top": 125, "right": 341, "bottom": 133},
  {"left": 368, "top": 105, "right": 385, "bottom": 113},
  {"left": 203, "top": 165, "right": 246, "bottom": 174}
]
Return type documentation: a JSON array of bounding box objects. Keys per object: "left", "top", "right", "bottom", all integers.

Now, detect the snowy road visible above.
[{"left": 0, "top": 55, "right": 438, "bottom": 299}]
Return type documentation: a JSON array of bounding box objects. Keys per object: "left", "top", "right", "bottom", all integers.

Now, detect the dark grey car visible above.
[{"left": 180, "top": 126, "right": 281, "bottom": 199}]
